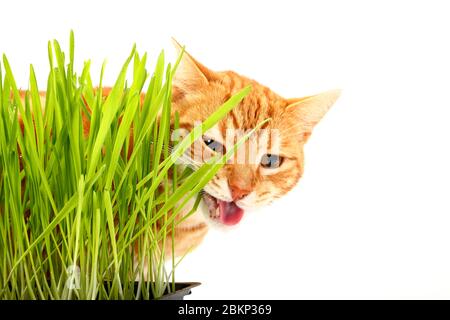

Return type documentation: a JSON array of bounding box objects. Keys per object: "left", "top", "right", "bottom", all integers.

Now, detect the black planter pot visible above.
[
  {"left": 157, "top": 282, "right": 201, "bottom": 300},
  {"left": 100, "top": 282, "right": 201, "bottom": 300},
  {"left": 116, "top": 281, "right": 200, "bottom": 300}
]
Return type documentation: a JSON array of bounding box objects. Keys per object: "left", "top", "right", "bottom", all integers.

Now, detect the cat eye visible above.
[
  {"left": 203, "top": 136, "right": 225, "bottom": 154},
  {"left": 260, "top": 154, "right": 282, "bottom": 169}
]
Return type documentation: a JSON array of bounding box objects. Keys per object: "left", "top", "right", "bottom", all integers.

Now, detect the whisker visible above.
[{"left": 278, "top": 123, "right": 303, "bottom": 134}]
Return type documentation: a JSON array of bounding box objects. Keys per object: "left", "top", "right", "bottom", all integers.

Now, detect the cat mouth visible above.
[{"left": 202, "top": 192, "right": 244, "bottom": 226}]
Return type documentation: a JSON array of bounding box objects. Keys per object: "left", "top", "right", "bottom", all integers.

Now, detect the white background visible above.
[{"left": 1, "top": 0, "right": 449, "bottom": 299}]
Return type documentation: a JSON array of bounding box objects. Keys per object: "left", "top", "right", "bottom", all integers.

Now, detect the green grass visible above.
[{"left": 0, "top": 32, "right": 256, "bottom": 300}]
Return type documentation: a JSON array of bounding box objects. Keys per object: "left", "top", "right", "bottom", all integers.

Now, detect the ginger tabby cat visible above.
[{"left": 19, "top": 42, "right": 340, "bottom": 257}]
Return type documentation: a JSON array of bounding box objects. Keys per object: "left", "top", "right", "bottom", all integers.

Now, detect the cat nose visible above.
[{"left": 230, "top": 186, "right": 251, "bottom": 201}]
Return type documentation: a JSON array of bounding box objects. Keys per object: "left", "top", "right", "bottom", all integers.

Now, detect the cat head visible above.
[{"left": 171, "top": 41, "right": 340, "bottom": 227}]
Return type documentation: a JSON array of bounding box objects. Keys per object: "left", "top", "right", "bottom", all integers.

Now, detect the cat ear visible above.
[
  {"left": 171, "top": 38, "right": 217, "bottom": 91},
  {"left": 286, "top": 89, "right": 341, "bottom": 139}
]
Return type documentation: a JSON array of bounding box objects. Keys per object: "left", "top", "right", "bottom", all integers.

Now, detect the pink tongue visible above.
[{"left": 218, "top": 200, "right": 244, "bottom": 226}]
